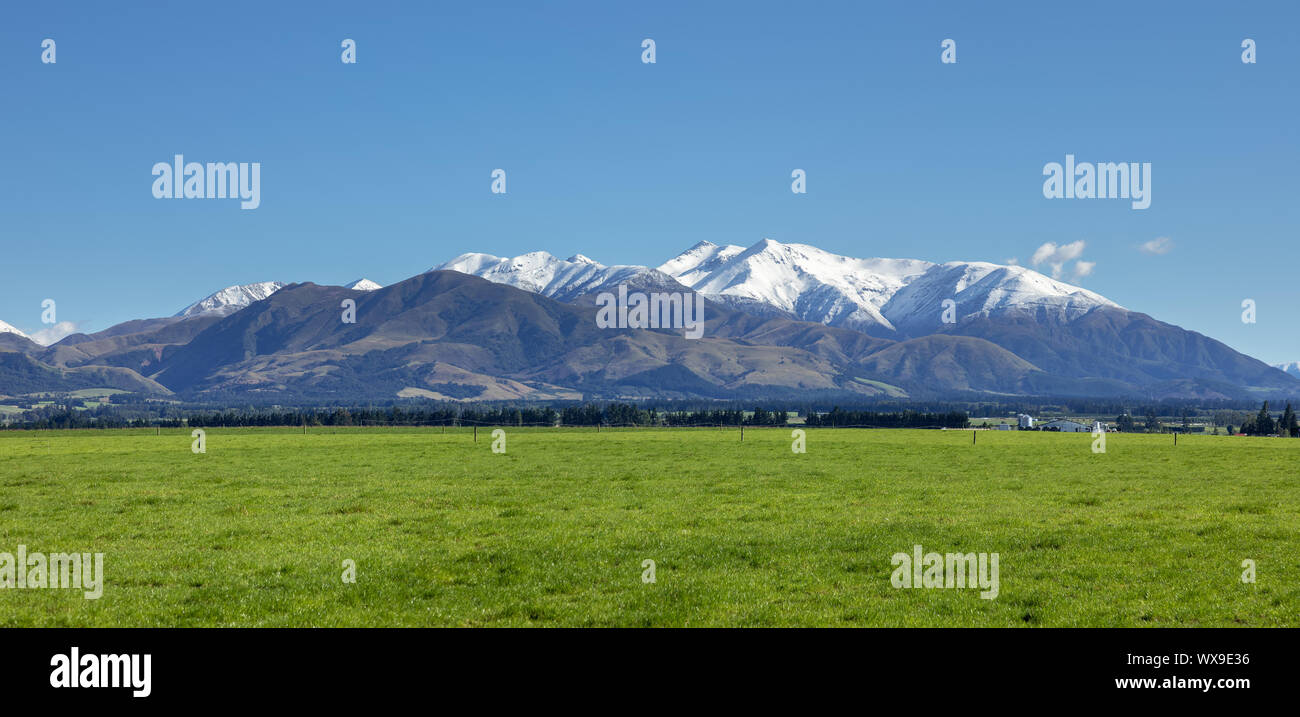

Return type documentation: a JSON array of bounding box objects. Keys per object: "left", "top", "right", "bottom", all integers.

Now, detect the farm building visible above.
[{"left": 1018, "top": 414, "right": 1034, "bottom": 429}]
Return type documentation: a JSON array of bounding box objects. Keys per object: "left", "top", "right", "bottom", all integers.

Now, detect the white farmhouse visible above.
[
  {"left": 1041, "top": 419, "right": 1088, "bottom": 433},
  {"left": 1017, "top": 414, "right": 1034, "bottom": 429}
]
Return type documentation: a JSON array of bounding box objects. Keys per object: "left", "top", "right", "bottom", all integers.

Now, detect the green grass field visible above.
[{"left": 0, "top": 427, "right": 1295, "bottom": 627}]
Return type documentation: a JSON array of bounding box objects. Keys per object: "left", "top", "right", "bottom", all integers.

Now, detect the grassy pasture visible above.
[{"left": 0, "top": 426, "right": 1295, "bottom": 627}]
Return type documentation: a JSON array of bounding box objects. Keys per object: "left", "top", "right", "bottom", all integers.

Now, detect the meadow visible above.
[{"left": 0, "top": 426, "right": 1295, "bottom": 627}]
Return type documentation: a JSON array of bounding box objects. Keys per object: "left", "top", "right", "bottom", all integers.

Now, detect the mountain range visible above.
[
  {"left": 438, "top": 239, "right": 1123, "bottom": 338},
  {"left": 1, "top": 240, "right": 1296, "bottom": 403}
]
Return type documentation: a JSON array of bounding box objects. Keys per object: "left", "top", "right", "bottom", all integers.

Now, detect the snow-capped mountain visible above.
[
  {"left": 437, "top": 238, "right": 1121, "bottom": 336},
  {"left": 433, "top": 252, "right": 675, "bottom": 302},
  {"left": 175, "top": 281, "right": 286, "bottom": 318},
  {"left": 659, "top": 239, "right": 933, "bottom": 333},
  {"left": 656, "top": 241, "right": 748, "bottom": 287},
  {"left": 658, "top": 239, "right": 1120, "bottom": 335},
  {"left": 0, "top": 319, "right": 29, "bottom": 339},
  {"left": 1275, "top": 362, "right": 1300, "bottom": 378},
  {"left": 876, "top": 260, "right": 1120, "bottom": 336},
  {"left": 347, "top": 279, "right": 383, "bottom": 291}
]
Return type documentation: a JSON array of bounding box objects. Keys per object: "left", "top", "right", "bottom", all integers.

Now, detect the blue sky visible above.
[{"left": 2, "top": 1, "right": 1297, "bottom": 363}]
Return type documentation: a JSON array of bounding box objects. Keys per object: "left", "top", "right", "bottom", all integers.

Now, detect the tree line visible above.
[
  {"left": 805, "top": 407, "right": 969, "bottom": 428},
  {"left": 1111, "top": 401, "right": 1300, "bottom": 436},
  {"left": 4, "top": 402, "right": 968, "bottom": 430}
]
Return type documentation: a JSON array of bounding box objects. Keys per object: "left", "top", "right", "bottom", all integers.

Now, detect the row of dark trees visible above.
[
  {"left": 188, "top": 406, "right": 555, "bottom": 428},
  {"left": 162, "top": 404, "right": 833, "bottom": 428},
  {"left": 4, "top": 402, "right": 967, "bottom": 430},
  {"left": 805, "top": 407, "right": 969, "bottom": 428}
]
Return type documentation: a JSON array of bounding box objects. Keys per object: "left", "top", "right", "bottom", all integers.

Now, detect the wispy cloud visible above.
[
  {"left": 28, "top": 321, "right": 80, "bottom": 346},
  {"left": 1139, "top": 236, "right": 1173, "bottom": 255},
  {"left": 1072, "top": 261, "right": 1096, "bottom": 280},
  {"left": 1031, "top": 240, "right": 1087, "bottom": 279}
]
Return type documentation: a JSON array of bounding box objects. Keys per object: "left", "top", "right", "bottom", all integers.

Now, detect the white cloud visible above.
[
  {"left": 1031, "top": 240, "right": 1086, "bottom": 279},
  {"left": 1139, "top": 236, "right": 1173, "bottom": 255},
  {"left": 28, "top": 321, "right": 80, "bottom": 346},
  {"left": 1072, "top": 261, "right": 1096, "bottom": 280},
  {"left": 1005, "top": 257, "right": 1019, "bottom": 266}
]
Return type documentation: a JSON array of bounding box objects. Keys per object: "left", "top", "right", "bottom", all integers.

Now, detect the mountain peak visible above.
[
  {"left": 434, "top": 250, "right": 655, "bottom": 302},
  {"left": 514, "top": 250, "right": 560, "bottom": 263},
  {"left": 432, "top": 252, "right": 504, "bottom": 276},
  {"left": 346, "top": 278, "right": 383, "bottom": 291},
  {"left": 175, "top": 281, "right": 286, "bottom": 318},
  {"left": 656, "top": 241, "right": 746, "bottom": 285}
]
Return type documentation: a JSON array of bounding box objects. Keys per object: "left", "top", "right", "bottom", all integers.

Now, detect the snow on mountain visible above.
[
  {"left": 0, "top": 319, "right": 29, "bottom": 339},
  {"left": 880, "top": 261, "right": 1121, "bottom": 335},
  {"left": 1275, "top": 362, "right": 1300, "bottom": 378},
  {"left": 175, "top": 281, "right": 286, "bottom": 318},
  {"left": 658, "top": 239, "right": 935, "bottom": 333},
  {"left": 435, "top": 238, "right": 1124, "bottom": 336},
  {"left": 656, "top": 241, "right": 747, "bottom": 287},
  {"left": 433, "top": 251, "right": 672, "bottom": 302},
  {"left": 347, "top": 279, "right": 383, "bottom": 291},
  {"left": 658, "top": 239, "right": 1120, "bottom": 335}
]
